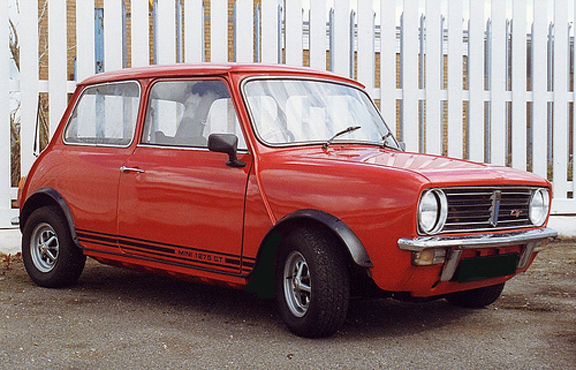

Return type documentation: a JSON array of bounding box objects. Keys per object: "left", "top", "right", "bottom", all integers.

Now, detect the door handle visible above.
[{"left": 120, "top": 166, "right": 145, "bottom": 174}]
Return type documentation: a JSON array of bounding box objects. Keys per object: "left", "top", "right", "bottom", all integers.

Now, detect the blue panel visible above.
[{"left": 95, "top": 8, "right": 104, "bottom": 74}]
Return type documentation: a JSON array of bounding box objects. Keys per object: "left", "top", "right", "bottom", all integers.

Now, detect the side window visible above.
[
  {"left": 64, "top": 81, "right": 140, "bottom": 146},
  {"left": 142, "top": 80, "right": 247, "bottom": 150}
]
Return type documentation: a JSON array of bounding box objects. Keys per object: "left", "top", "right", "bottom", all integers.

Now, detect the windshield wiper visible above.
[{"left": 323, "top": 126, "right": 361, "bottom": 149}]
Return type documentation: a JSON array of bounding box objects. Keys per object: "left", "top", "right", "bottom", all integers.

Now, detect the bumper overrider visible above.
[{"left": 398, "top": 228, "right": 558, "bottom": 282}]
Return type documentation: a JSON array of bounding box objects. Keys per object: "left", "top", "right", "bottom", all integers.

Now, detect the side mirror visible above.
[{"left": 208, "top": 134, "right": 247, "bottom": 168}]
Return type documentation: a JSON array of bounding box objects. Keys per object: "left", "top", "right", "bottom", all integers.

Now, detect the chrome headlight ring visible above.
[
  {"left": 418, "top": 189, "right": 448, "bottom": 235},
  {"left": 529, "top": 188, "right": 550, "bottom": 227}
]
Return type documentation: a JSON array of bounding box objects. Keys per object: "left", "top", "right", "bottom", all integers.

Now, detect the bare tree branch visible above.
[{"left": 9, "top": 18, "right": 19, "bottom": 72}]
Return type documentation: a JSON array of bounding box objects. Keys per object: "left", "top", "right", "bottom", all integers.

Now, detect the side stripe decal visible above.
[{"left": 76, "top": 229, "right": 256, "bottom": 274}]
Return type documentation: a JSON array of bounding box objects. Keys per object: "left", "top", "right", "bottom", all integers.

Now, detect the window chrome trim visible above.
[
  {"left": 62, "top": 80, "right": 142, "bottom": 148},
  {"left": 136, "top": 142, "right": 250, "bottom": 154},
  {"left": 239, "top": 75, "right": 398, "bottom": 149}
]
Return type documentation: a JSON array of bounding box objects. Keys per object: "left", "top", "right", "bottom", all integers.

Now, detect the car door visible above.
[
  {"left": 60, "top": 81, "right": 140, "bottom": 255},
  {"left": 116, "top": 79, "right": 252, "bottom": 274}
]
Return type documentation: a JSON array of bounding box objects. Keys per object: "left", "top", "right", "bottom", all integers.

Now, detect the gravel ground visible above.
[{"left": 1, "top": 240, "right": 575, "bottom": 370}]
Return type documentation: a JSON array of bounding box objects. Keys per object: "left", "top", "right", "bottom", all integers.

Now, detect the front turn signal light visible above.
[{"left": 412, "top": 248, "right": 447, "bottom": 266}]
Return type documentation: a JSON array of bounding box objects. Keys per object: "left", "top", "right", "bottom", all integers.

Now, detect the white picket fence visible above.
[{"left": 1, "top": 0, "right": 575, "bottom": 228}]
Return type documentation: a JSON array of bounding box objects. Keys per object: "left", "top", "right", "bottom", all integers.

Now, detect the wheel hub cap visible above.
[{"left": 283, "top": 251, "right": 311, "bottom": 318}]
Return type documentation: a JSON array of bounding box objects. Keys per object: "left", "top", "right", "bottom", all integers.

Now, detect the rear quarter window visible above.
[{"left": 64, "top": 81, "right": 141, "bottom": 147}]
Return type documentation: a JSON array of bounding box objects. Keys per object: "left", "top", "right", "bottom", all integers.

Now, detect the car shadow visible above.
[{"left": 72, "top": 259, "right": 478, "bottom": 339}]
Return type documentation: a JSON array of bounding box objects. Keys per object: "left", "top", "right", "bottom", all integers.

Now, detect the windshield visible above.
[{"left": 242, "top": 79, "right": 399, "bottom": 149}]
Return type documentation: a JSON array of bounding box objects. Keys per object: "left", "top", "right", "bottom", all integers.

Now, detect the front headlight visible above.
[
  {"left": 529, "top": 188, "right": 550, "bottom": 226},
  {"left": 418, "top": 189, "right": 448, "bottom": 235}
]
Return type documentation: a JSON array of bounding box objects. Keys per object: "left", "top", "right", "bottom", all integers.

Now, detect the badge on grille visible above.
[{"left": 489, "top": 190, "right": 501, "bottom": 227}]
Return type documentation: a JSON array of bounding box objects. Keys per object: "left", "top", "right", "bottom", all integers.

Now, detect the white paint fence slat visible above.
[
  {"left": 285, "top": 0, "right": 303, "bottom": 67},
  {"left": 211, "top": 0, "right": 227, "bottom": 63},
  {"left": 401, "top": 0, "right": 419, "bottom": 152},
  {"left": 235, "top": 0, "right": 253, "bottom": 63},
  {"left": 379, "top": 0, "right": 397, "bottom": 137},
  {"left": 553, "top": 0, "right": 569, "bottom": 199},
  {"left": 332, "top": 0, "right": 351, "bottom": 77},
  {"left": 511, "top": 0, "right": 528, "bottom": 171},
  {"left": 131, "top": 0, "right": 149, "bottom": 68},
  {"left": 19, "top": 0, "right": 39, "bottom": 176},
  {"left": 76, "top": 0, "right": 95, "bottom": 81},
  {"left": 490, "top": 0, "right": 507, "bottom": 167},
  {"left": 261, "top": 0, "right": 280, "bottom": 64},
  {"left": 103, "top": 0, "right": 123, "bottom": 71},
  {"left": 309, "top": 0, "right": 327, "bottom": 71},
  {"left": 467, "top": 0, "right": 485, "bottom": 163},
  {"left": 531, "top": 0, "right": 548, "bottom": 180},
  {"left": 157, "top": 0, "right": 176, "bottom": 65},
  {"left": 424, "top": 0, "right": 442, "bottom": 156},
  {"left": 0, "top": 0, "right": 11, "bottom": 222},
  {"left": 184, "top": 0, "right": 204, "bottom": 63},
  {"left": 357, "top": 0, "right": 374, "bottom": 94},
  {"left": 447, "top": 0, "right": 463, "bottom": 159},
  {"left": 48, "top": 0, "right": 68, "bottom": 138}
]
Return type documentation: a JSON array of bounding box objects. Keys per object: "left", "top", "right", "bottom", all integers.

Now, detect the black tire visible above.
[
  {"left": 275, "top": 227, "right": 350, "bottom": 338},
  {"left": 446, "top": 283, "right": 505, "bottom": 308},
  {"left": 22, "top": 206, "right": 86, "bottom": 288}
]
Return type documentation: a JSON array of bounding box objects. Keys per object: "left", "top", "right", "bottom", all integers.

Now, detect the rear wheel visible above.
[
  {"left": 22, "top": 206, "right": 86, "bottom": 288},
  {"left": 276, "top": 227, "right": 350, "bottom": 338},
  {"left": 446, "top": 283, "right": 505, "bottom": 308}
]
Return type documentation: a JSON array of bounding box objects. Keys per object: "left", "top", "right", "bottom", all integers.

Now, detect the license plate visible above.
[{"left": 457, "top": 253, "right": 519, "bottom": 283}]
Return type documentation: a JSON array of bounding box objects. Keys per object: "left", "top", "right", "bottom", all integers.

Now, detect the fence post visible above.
[
  {"left": 95, "top": 8, "right": 104, "bottom": 73},
  {"left": 349, "top": 10, "right": 356, "bottom": 79},
  {"left": 255, "top": 4, "right": 261, "bottom": 63},
  {"left": 176, "top": 0, "right": 183, "bottom": 63}
]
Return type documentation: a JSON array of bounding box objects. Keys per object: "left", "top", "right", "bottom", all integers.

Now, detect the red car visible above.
[{"left": 17, "top": 64, "right": 557, "bottom": 337}]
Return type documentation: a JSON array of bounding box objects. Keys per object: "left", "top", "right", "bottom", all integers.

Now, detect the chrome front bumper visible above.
[{"left": 398, "top": 228, "right": 558, "bottom": 282}]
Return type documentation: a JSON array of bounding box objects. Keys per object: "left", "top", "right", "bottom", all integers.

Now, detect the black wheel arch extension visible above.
[
  {"left": 273, "top": 209, "right": 373, "bottom": 268},
  {"left": 245, "top": 209, "right": 373, "bottom": 298},
  {"left": 20, "top": 188, "right": 80, "bottom": 248}
]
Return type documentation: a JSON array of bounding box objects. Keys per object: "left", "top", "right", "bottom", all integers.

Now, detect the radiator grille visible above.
[{"left": 441, "top": 187, "right": 533, "bottom": 233}]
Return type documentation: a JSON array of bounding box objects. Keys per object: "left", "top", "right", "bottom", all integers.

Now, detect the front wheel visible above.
[
  {"left": 446, "top": 283, "right": 505, "bottom": 308},
  {"left": 276, "top": 227, "right": 350, "bottom": 338},
  {"left": 22, "top": 206, "right": 86, "bottom": 288}
]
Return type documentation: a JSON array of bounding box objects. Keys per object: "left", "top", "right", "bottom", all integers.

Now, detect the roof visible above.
[{"left": 78, "top": 63, "right": 361, "bottom": 88}]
